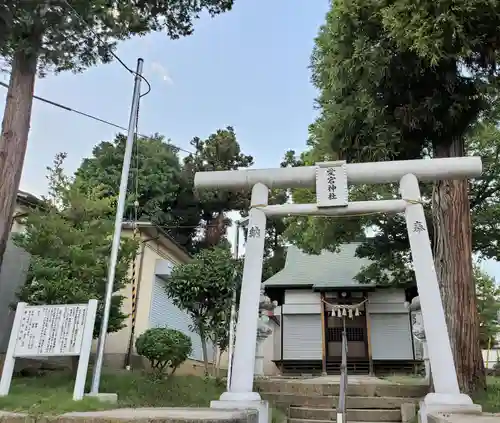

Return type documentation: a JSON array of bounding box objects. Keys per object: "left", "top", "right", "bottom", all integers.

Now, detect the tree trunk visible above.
[
  {"left": 212, "top": 342, "right": 218, "bottom": 377},
  {"left": 199, "top": 326, "right": 210, "bottom": 376},
  {"left": 0, "top": 46, "right": 39, "bottom": 270},
  {"left": 217, "top": 350, "right": 223, "bottom": 378},
  {"left": 205, "top": 212, "right": 226, "bottom": 247},
  {"left": 432, "top": 137, "right": 486, "bottom": 394}
]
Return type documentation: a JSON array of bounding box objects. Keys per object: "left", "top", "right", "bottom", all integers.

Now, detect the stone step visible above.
[
  {"left": 289, "top": 406, "right": 401, "bottom": 422},
  {"left": 261, "top": 392, "right": 418, "bottom": 409},
  {"left": 255, "top": 380, "right": 427, "bottom": 398}
]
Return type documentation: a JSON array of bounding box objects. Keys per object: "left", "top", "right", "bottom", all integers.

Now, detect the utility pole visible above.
[{"left": 90, "top": 58, "right": 144, "bottom": 395}]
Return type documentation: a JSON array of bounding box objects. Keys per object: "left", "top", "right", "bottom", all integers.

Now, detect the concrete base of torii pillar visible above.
[
  {"left": 408, "top": 297, "right": 482, "bottom": 422},
  {"left": 212, "top": 328, "right": 272, "bottom": 423},
  {"left": 419, "top": 394, "right": 482, "bottom": 423},
  {"left": 211, "top": 270, "right": 275, "bottom": 423}
]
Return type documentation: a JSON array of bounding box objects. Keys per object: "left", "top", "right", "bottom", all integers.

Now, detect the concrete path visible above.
[
  {"left": 0, "top": 408, "right": 258, "bottom": 423},
  {"left": 65, "top": 408, "right": 254, "bottom": 419}
]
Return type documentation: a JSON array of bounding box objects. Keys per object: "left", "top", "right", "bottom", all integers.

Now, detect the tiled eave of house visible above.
[{"left": 17, "top": 190, "right": 43, "bottom": 208}]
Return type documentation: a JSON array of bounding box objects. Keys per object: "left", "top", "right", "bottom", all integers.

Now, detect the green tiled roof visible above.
[{"left": 263, "top": 243, "right": 376, "bottom": 289}]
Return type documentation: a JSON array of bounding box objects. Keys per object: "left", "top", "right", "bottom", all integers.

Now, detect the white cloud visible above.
[{"left": 150, "top": 62, "right": 173, "bottom": 85}]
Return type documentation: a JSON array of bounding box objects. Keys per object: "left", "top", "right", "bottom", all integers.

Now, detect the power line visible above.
[
  {"left": 60, "top": 0, "right": 151, "bottom": 97},
  {"left": 125, "top": 222, "right": 234, "bottom": 230},
  {"left": 0, "top": 81, "right": 194, "bottom": 154}
]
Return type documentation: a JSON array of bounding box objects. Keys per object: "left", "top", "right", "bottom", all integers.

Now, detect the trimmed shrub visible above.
[{"left": 136, "top": 327, "right": 192, "bottom": 376}]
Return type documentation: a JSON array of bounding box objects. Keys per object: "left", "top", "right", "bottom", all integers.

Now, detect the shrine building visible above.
[{"left": 264, "top": 242, "right": 423, "bottom": 376}]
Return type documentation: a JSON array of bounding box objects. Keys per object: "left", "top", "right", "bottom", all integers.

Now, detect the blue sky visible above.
[{"left": 1, "top": 0, "right": 498, "bottom": 279}]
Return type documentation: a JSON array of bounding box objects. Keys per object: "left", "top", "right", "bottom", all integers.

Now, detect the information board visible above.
[
  {"left": 0, "top": 300, "right": 97, "bottom": 401},
  {"left": 316, "top": 164, "right": 348, "bottom": 208},
  {"left": 15, "top": 304, "right": 88, "bottom": 357}
]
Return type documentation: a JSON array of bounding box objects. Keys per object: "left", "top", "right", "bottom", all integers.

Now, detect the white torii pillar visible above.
[{"left": 196, "top": 157, "right": 483, "bottom": 423}]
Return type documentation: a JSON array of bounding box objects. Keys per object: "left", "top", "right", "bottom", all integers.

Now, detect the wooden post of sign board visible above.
[
  {"left": 0, "top": 302, "right": 26, "bottom": 396},
  {"left": 73, "top": 299, "right": 98, "bottom": 400}
]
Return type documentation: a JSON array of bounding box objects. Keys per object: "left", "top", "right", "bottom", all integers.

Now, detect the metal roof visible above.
[{"left": 263, "top": 243, "right": 376, "bottom": 289}]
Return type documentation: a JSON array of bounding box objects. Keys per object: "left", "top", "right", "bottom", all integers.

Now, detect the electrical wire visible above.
[
  {"left": 123, "top": 222, "right": 237, "bottom": 230},
  {"left": 0, "top": 81, "right": 194, "bottom": 154},
  {"left": 60, "top": 0, "right": 151, "bottom": 97}
]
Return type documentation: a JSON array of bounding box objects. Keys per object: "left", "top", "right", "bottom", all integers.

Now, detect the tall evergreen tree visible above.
[
  {"left": 292, "top": 0, "right": 500, "bottom": 393},
  {"left": 14, "top": 153, "right": 137, "bottom": 337},
  {"left": 183, "top": 126, "right": 253, "bottom": 249},
  {"left": 75, "top": 133, "right": 201, "bottom": 252}
]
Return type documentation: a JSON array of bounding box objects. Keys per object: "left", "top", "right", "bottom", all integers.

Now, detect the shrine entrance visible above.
[
  {"left": 195, "top": 157, "right": 482, "bottom": 423},
  {"left": 322, "top": 291, "right": 369, "bottom": 374},
  {"left": 325, "top": 294, "right": 367, "bottom": 359}
]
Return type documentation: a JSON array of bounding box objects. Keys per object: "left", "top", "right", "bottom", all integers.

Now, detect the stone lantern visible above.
[
  {"left": 254, "top": 286, "right": 277, "bottom": 377},
  {"left": 409, "top": 296, "right": 430, "bottom": 383}
]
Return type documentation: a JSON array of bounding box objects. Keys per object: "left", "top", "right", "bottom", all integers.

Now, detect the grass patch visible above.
[
  {"left": 0, "top": 370, "right": 224, "bottom": 415},
  {"left": 474, "top": 376, "right": 500, "bottom": 413},
  {"left": 271, "top": 407, "right": 286, "bottom": 423}
]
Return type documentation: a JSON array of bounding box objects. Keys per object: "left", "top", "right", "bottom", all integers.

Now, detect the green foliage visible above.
[
  {"left": 380, "top": 0, "right": 500, "bottom": 68},
  {"left": 166, "top": 245, "right": 241, "bottom": 372},
  {"left": 13, "top": 153, "right": 137, "bottom": 336},
  {"left": 244, "top": 151, "right": 304, "bottom": 282},
  {"left": 475, "top": 266, "right": 500, "bottom": 348},
  {"left": 1, "top": 1, "right": 234, "bottom": 74},
  {"left": 75, "top": 133, "right": 200, "bottom": 251},
  {"left": 135, "top": 327, "right": 192, "bottom": 376},
  {"left": 283, "top": 122, "right": 500, "bottom": 287},
  {"left": 260, "top": 152, "right": 309, "bottom": 280},
  {"left": 287, "top": 0, "right": 500, "bottom": 279},
  {"left": 183, "top": 126, "right": 253, "bottom": 248},
  {"left": 474, "top": 377, "right": 500, "bottom": 412},
  {"left": 249, "top": 187, "right": 288, "bottom": 281},
  {"left": 307, "top": 0, "right": 500, "bottom": 166},
  {"left": 468, "top": 123, "right": 500, "bottom": 259},
  {"left": 75, "top": 128, "right": 253, "bottom": 253}
]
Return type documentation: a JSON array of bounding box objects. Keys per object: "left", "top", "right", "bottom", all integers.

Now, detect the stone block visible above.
[
  {"left": 402, "top": 403, "right": 417, "bottom": 422},
  {"left": 211, "top": 399, "right": 269, "bottom": 423},
  {"left": 85, "top": 392, "right": 118, "bottom": 404}
]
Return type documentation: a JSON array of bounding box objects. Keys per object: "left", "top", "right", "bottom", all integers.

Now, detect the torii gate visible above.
[{"left": 195, "top": 157, "right": 483, "bottom": 423}]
